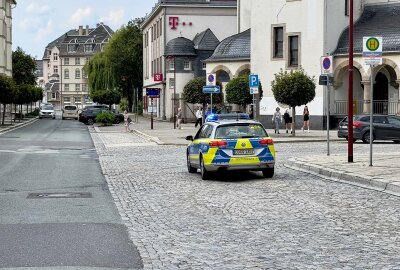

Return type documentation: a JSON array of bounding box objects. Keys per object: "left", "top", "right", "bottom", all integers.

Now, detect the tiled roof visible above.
[
  {"left": 165, "top": 37, "right": 196, "bottom": 56},
  {"left": 193, "top": 28, "right": 220, "bottom": 50},
  {"left": 205, "top": 28, "right": 250, "bottom": 62},
  {"left": 334, "top": 3, "right": 400, "bottom": 55}
]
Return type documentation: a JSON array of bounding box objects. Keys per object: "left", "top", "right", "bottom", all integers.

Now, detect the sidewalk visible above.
[
  {"left": 0, "top": 117, "right": 38, "bottom": 134},
  {"left": 95, "top": 116, "right": 400, "bottom": 197}
]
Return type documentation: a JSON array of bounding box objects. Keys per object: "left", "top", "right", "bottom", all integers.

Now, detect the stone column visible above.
[
  {"left": 396, "top": 80, "right": 400, "bottom": 115},
  {"left": 362, "top": 80, "right": 371, "bottom": 114}
]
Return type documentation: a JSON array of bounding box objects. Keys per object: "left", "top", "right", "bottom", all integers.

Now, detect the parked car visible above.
[
  {"left": 62, "top": 105, "right": 79, "bottom": 120},
  {"left": 338, "top": 114, "right": 400, "bottom": 143},
  {"left": 78, "top": 105, "right": 109, "bottom": 117},
  {"left": 186, "top": 113, "right": 275, "bottom": 180},
  {"left": 79, "top": 108, "right": 124, "bottom": 125},
  {"left": 39, "top": 104, "right": 55, "bottom": 119}
]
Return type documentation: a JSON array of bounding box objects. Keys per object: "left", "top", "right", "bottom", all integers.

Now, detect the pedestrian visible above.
[
  {"left": 249, "top": 107, "right": 254, "bottom": 119},
  {"left": 284, "top": 106, "right": 293, "bottom": 133},
  {"left": 271, "top": 107, "right": 282, "bottom": 134},
  {"left": 195, "top": 107, "right": 203, "bottom": 128},
  {"left": 302, "top": 105, "right": 310, "bottom": 132},
  {"left": 123, "top": 110, "right": 131, "bottom": 132},
  {"left": 176, "top": 107, "right": 182, "bottom": 129}
]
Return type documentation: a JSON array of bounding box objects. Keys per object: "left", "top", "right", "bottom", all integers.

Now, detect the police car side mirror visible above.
[{"left": 186, "top": 135, "right": 194, "bottom": 141}]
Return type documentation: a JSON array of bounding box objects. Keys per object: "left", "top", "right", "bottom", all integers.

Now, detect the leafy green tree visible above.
[
  {"left": 271, "top": 69, "right": 316, "bottom": 136},
  {"left": 91, "top": 89, "right": 121, "bottom": 110},
  {"left": 182, "top": 77, "right": 223, "bottom": 111},
  {"left": 225, "top": 75, "right": 263, "bottom": 110},
  {"left": 12, "top": 47, "right": 37, "bottom": 85},
  {"left": 0, "top": 75, "right": 15, "bottom": 125}
]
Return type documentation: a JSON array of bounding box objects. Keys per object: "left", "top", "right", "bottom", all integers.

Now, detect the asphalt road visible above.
[{"left": 0, "top": 117, "right": 143, "bottom": 269}]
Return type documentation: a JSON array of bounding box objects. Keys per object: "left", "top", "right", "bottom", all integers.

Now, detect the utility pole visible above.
[{"left": 348, "top": 0, "right": 354, "bottom": 163}]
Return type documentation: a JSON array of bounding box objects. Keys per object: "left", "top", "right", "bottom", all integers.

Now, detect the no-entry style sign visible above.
[{"left": 320, "top": 56, "right": 333, "bottom": 75}]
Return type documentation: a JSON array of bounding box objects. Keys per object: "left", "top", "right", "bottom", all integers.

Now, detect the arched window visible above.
[
  {"left": 64, "top": 69, "right": 69, "bottom": 79},
  {"left": 82, "top": 68, "right": 86, "bottom": 78},
  {"left": 75, "top": 68, "right": 81, "bottom": 79}
]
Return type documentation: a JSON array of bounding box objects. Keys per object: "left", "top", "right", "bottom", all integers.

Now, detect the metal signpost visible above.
[
  {"left": 363, "top": 36, "right": 382, "bottom": 166},
  {"left": 249, "top": 74, "right": 259, "bottom": 119},
  {"left": 320, "top": 55, "right": 333, "bottom": 156},
  {"left": 206, "top": 73, "right": 217, "bottom": 113},
  {"left": 146, "top": 88, "right": 160, "bottom": 130},
  {"left": 203, "top": 86, "right": 220, "bottom": 113}
]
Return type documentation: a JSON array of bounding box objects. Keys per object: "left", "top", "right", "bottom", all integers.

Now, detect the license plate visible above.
[{"left": 233, "top": 149, "right": 254, "bottom": 155}]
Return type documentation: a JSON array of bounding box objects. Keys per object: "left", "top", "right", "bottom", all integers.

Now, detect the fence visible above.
[{"left": 334, "top": 100, "right": 398, "bottom": 115}]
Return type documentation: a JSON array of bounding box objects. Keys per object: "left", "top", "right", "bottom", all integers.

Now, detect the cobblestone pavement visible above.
[{"left": 91, "top": 130, "right": 400, "bottom": 270}]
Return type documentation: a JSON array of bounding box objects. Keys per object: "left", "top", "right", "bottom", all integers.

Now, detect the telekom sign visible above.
[{"left": 169, "top": 16, "right": 193, "bottom": 30}]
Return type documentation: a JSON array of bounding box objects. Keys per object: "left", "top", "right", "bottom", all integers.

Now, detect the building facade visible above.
[
  {"left": 142, "top": 0, "right": 237, "bottom": 121},
  {"left": 241, "top": 0, "right": 400, "bottom": 129},
  {"left": 0, "top": 0, "right": 16, "bottom": 76},
  {"left": 42, "top": 23, "right": 113, "bottom": 109}
]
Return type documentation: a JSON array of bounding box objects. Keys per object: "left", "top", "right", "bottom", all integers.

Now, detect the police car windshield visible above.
[{"left": 215, "top": 123, "right": 267, "bottom": 139}]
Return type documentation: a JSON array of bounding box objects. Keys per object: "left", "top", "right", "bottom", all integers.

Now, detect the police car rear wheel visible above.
[
  {"left": 187, "top": 153, "right": 197, "bottom": 173},
  {"left": 262, "top": 168, "right": 274, "bottom": 178},
  {"left": 200, "top": 156, "right": 211, "bottom": 180}
]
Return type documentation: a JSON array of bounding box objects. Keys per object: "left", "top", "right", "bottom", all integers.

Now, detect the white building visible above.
[
  {"left": 238, "top": 0, "right": 400, "bottom": 129},
  {"left": 142, "top": 0, "right": 237, "bottom": 121},
  {"left": 42, "top": 23, "right": 113, "bottom": 109},
  {"left": 0, "top": 0, "right": 16, "bottom": 76}
]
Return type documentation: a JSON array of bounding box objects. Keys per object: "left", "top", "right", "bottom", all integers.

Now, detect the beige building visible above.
[
  {"left": 142, "top": 0, "right": 237, "bottom": 121},
  {"left": 0, "top": 0, "right": 16, "bottom": 76},
  {"left": 42, "top": 23, "right": 113, "bottom": 109}
]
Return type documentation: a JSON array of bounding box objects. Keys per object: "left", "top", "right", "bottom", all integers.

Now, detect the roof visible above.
[
  {"left": 165, "top": 37, "right": 196, "bottom": 56},
  {"left": 334, "top": 3, "right": 400, "bottom": 55},
  {"left": 42, "top": 23, "right": 114, "bottom": 58},
  {"left": 193, "top": 28, "right": 220, "bottom": 50},
  {"left": 205, "top": 29, "right": 250, "bottom": 62}
]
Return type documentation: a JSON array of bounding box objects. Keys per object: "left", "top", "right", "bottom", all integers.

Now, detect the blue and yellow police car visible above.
[{"left": 185, "top": 113, "right": 275, "bottom": 180}]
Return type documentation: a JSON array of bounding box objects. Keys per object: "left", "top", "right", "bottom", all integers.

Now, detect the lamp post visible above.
[
  {"left": 166, "top": 55, "right": 177, "bottom": 129},
  {"left": 348, "top": 0, "right": 354, "bottom": 163}
]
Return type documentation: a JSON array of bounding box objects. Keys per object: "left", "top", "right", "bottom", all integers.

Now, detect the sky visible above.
[{"left": 12, "top": 0, "right": 159, "bottom": 59}]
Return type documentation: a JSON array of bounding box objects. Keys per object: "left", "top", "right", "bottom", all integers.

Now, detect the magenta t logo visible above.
[{"left": 169, "top": 17, "right": 179, "bottom": 30}]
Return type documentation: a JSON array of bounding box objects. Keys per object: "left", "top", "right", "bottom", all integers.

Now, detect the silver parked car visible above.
[{"left": 39, "top": 105, "right": 55, "bottom": 119}]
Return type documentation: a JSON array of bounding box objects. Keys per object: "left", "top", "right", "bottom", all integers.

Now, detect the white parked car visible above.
[
  {"left": 62, "top": 105, "right": 78, "bottom": 120},
  {"left": 39, "top": 105, "right": 55, "bottom": 119}
]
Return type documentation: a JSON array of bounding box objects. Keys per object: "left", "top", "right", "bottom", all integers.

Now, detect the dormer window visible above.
[
  {"left": 84, "top": 38, "right": 95, "bottom": 52},
  {"left": 68, "top": 39, "right": 78, "bottom": 53}
]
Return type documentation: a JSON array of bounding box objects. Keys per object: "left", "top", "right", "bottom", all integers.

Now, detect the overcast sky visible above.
[{"left": 12, "top": 0, "right": 158, "bottom": 59}]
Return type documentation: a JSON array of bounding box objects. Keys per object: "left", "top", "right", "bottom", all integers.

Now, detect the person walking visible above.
[
  {"left": 176, "top": 107, "right": 182, "bottom": 129},
  {"left": 195, "top": 107, "right": 203, "bottom": 128},
  {"left": 272, "top": 107, "right": 282, "bottom": 134},
  {"left": 284, "top": 106, "right": 293, "bottom": 133},
  {"left": 302, "top": 105, "right": 310, "bottom": 132},
  {"left": 123, "top": 110, "right": 131, "bottom": 132}
]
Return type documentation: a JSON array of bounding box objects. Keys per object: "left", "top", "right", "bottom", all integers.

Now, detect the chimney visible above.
[
  {"left": 78, "top": 26, "right": 83, "bottom": 36},
  {"left": 96, "top": 23, "right": 100, "bottom": 28},
  {"left": 85, "top": 25, "right": 89, "bottom": 35}
]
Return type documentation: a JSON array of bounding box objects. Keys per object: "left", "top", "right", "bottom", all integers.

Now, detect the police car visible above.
[{"left": 186, "top": 113, "right": 275, "bottom": 180}]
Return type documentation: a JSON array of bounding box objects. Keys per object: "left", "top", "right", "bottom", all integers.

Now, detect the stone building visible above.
[{"left": 0, "top": 0, "right": 16, "bottom": 76}]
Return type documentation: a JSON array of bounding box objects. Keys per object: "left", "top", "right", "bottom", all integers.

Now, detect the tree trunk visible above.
[
  {"left": 291, "top": 106, "right": 296, "bottom": 136},
  {"left": 1, "top": 103, "right": 5, "bottom": 125}
]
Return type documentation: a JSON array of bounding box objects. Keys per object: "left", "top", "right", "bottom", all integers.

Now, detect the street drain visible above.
[{"left": 27, "top": 192, "right": 92, "bottom": 199}]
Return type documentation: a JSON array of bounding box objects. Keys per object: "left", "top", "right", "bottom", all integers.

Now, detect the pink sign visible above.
[
  {"left": 154, "top": 73, "right": 163, "bottom": 82},
  {"left": 169, "top": 17, "right": 179, "bottom": 30}
]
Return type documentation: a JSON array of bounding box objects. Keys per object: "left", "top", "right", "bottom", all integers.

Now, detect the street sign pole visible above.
[
  {"left": 370, "top": 67, "right": 374, "bottom": 166},
  {"left": 151, "top": 97, "right": 154, "bottom": 130},
  {"left": 326, "top": 83, "right": 330, "bottom": 156},
  {"left": 210, "top": 93, "right": 213, "bottom": 115}
]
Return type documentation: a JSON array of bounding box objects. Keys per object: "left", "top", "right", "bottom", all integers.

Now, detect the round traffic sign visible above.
[
  {"left": 322, "top": 57, "right": 331, "bottom": 70},
  {"left": 366, "top": 37, "right": 380, "bottom": 52},
  {"left": 207, "top": 74, "right": 215, "bottom": 83}
]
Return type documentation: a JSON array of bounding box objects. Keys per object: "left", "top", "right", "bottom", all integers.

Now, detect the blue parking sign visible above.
[{"left": 249, "top": 74, "right": 259, "bottom": 88}]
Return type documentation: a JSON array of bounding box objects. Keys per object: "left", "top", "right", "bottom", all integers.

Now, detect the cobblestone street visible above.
[{"left": 91, "top": 130, "right": 400, "bottom": 269}]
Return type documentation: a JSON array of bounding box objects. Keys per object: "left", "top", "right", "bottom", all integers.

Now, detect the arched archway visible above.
[
  {"left": 374, "top": 72, "right": 388, "bottom": 114},
  {"left": 235, "top": 64, "right": 250, "bottom": 77},
  {"left": 211, "top": 65, "right": 233, "bottom": 80}
]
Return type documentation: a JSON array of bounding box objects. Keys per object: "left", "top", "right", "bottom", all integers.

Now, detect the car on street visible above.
[
  {"left": 39, "top": 104, "right": 55, "bottom": 119},
  {"left": 62, "top": 105, "right": 79, "bottom": 120},
  {"left": 79, "top": 108, "right": 124, "bottom": 125},
  {"left": 186, "top": 114, "right": 275, "bottom": 180},
  {"left": 338, "top": 114, "right": 400, "bottom": 143}
]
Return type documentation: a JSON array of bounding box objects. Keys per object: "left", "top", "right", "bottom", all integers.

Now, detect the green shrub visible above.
[
  {"left": 119, "top": 98, "right": 128, "bottom": 112},
  {"left": 96, "top": 111, "right": 115, "bottom": 126},
  {"left": 26, "top": 108, "right": 39, "bottom": 118}
]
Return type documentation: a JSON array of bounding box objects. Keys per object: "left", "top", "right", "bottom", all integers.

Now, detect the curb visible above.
[
  {"left": 285, "top": 157, "right": 400, "bottom": 197},
  {"left": 0, "top": 118, "right": 38, "bottom": 135},
  {"left": 131, "top": 129, "right": 164, "bottom": 145}
]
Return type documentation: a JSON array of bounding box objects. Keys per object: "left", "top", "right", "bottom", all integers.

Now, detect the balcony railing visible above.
[{"left": 334, "top": 100, "right": 398, "bottom": 115}]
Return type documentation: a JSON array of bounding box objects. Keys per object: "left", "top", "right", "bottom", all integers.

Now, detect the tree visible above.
[
  {"left": 225, "top": 75, "right": 263, "bottom": 111},
  {"left": 0, "top": 75, "right": 15, "bottom": 125},
  {"left": 91, "top": 89, "right": 121, "bottom": 110},
  {"left": 12, "top": 47, "right": 37, "bottom": 86},
  {"left": 271, "top": 69, "right": 316, "bottom": 136},
  {"left": 182, "top": 77, "right": 223, "bottom": 111}
]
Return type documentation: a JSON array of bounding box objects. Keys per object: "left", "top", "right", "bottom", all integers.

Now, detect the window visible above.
[
  {"left": 82, "top": 69, "right": 87, "bottom": 78},
  {"left": 64, "top": 97, "right": 71, "bottom": 103},
  {"left": 183, "top": 60, "right": 191, "bottom": 70},
  {"left": 273, "top": 27, "right": 284, "bottom": 58},
  {"left": 82, "top": 84, "right": 87, "bottom": 92},
  {"left": 47, "top": 62, "right": 50, "bottom": 68},
  {"left": 51, "top": 92, "right": 56, "bottom": 99},
  {"left": 64, "top": 84, "right": 69, "bottom": 91},
  {"left": 64, "top": 69, "right": 69, "bottom": 79},
  {"left": 75, "top": 58, "right": 80, "bottom": 65},
  {"left": 202, "top": 62, "right": 207, "bottom": 70},
  {"left": 53, "top": 66, "right": 58, "bottom": 74},
  {"left": 84, "top": 44, "right": 93, "bottom": 52},
  {"left": 75, "top": 69, "right": 81, "bottom": 79},
  {"left": 53, "top": 53, "right": 58, "bottom": 61},
  {"left": 64, "top": 58, "right": 69, "bottom": 65},
  {"left": 345, "top": 0, "right": 349, "bottom": 16},
  {"left": 169, "top": 61, "right": 175, "bottom": 70},
  {"left": 169, "top": 78, "right": 175, "bottom": 89},
  {"left": 289, "top": 35, "right": 299, "bottom": 67},
  {"left": 75, "top": 84, "right": 80, "bottom": 92},
  {"left": 74, "top": 97, "right": 82, "bottom": 103}
]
